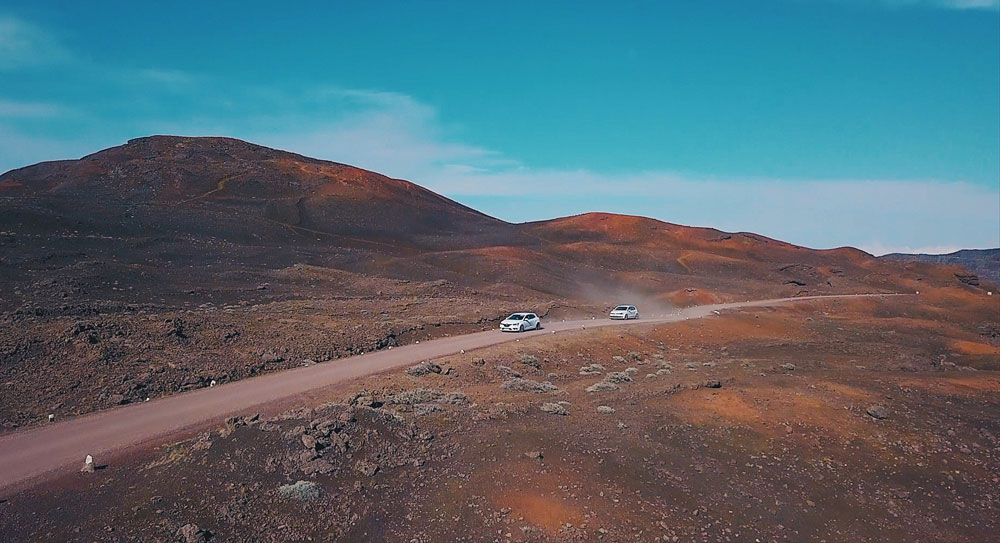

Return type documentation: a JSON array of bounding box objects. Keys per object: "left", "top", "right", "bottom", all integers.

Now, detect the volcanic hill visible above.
[{"left": 0, "top": 136, "right": 993, "bottom": 426}]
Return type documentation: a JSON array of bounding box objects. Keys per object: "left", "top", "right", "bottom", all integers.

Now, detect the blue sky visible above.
[{"left": 1, "top": 0, "right": 998, "bottom": 254}]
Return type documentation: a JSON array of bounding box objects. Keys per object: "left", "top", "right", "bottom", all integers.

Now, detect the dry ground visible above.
[{"left": 1, "top": 293, "right": 997, "bottom": 542}]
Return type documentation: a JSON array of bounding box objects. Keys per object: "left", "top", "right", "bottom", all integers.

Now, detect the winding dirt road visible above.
[{"left": 0, "top": 294, "right": 899, "bottom": 495}]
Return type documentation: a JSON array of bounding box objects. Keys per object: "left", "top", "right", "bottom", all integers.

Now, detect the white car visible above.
[
  {"left": 500, "top": 312, "right": 541, "bottom": 332},
  {"left": 609, "top": 305, "right": 639, "bottom": 320}
]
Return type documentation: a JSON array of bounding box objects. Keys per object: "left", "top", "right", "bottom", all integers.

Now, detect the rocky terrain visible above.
[
  {"left": 1, "top": 136, "right": 988, "bottom": 431},
  {"left": 1, "top": 293, "right": 996, "bottom": 542},
  {"left": 0, "top": 136, "right": 997, "bottom": 542},
  {"left": 882, "top": 248, "right": 1000, "bottom": 288}
]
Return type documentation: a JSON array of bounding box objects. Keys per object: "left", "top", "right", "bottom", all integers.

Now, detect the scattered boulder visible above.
[
  {"left": 261, "top": 351, "right": 284, "bottom": 364},
  {"left": 866, "top": 405, "right": 890, "bottom": 420},
  {"left": 579, "top": 363, "right": 605, "bottom": 375},
  {"left": 81, "top": 454, "right": 95, "bottom": 473},
  {"left": 355, "top": 460, "right": 379, "bottom": 476},
  {"left": 278, "top": 480, "right": 322, "bottom": 501},
  {"left": 780, "top": 363, "right": 797, "bottom": 371},
  {"left": 406, "top": 362, "right": 443, "bottom": 376},
  {"left": 586, "top": 381, "right": 618, "bottom": 393},
  {"left": 519, "top": 355, "right": 540, "bottom": 368},
  {"left": 176, "top": 523, "right": 212, "bottom": 542},
  {"left": 540, "top": 402, "right": 569, "bottom": 416},
  {"left": 612, "top": 355, "right": 626, "bottom": 364},
  {"left": 389, "top": 388, "right": 467, "bottom": 406},
  {"left": 628, "top": 351, "right": 642, "bottom": 361},
  {"left": 604, "top": 371, "right": 633, "bottom": 384},
  {"left": 596, "top": 406, "right": 615, "bottom": 414},
  {"left": 525, "top": 451, "right": 543, "bottom": 459},
  {"left": 955, "top": 273, "right": 979, "bottom": 286},
  {"left": 703, "top": 380, "right": 722, "bottom": 389},
  {"left": 496, "top": 365, "right": 522, "bottom": 378},
  {"left": 502, "top": 378, "right": 557, "bottom": 393},
  {"left": 472, "top": 358, "right": 486, "bottom": 366}
]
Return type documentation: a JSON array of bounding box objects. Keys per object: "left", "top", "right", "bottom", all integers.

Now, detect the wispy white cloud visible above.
[
  {"left": 0, "top": 52, "right": 995, "bottom": 252},
  {"left": 0, "top": 99, "right": 65, "bottom": 118},
  {"left": 134, "top": 68, "right": 202, "bottom": 89},
  {"left": 245, "top": 86, "right": 515, "bottom": 178},
  {"left": 238, "top": 90, "right": 999, "bottom": 252},
  {"left": 921, "top": 0, "right": 998, "bottom": 8},
  {"left": 0, "top": 15, "right": 71, "bottom": 70},
  {"left": 826, "top": 0, "right": 999, "bottom": 9}
]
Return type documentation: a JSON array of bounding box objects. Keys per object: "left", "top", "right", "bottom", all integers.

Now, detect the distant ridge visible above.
[
  {"left": 881, "top": 248, "right": 1000, "bottom": 287},
  {"left": 1, "top": 135, "right": 988, "bottom": 308}
]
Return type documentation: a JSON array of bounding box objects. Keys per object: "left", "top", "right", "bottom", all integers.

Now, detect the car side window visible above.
[{"left": 527, "top": 314, "right": 536, "bottom": 319}]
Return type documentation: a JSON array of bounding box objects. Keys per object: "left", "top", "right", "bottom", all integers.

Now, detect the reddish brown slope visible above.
[
  {"left": 0, "top": 134, "right": 992, "bottom": 431},
  {"left": 0, "top": 135, "right": 518, "bottom": 249}
]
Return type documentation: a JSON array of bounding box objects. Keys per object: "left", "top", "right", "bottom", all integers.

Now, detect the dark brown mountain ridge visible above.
[{"left": 1, "top": 135, "right": 992, "bottom": 429}]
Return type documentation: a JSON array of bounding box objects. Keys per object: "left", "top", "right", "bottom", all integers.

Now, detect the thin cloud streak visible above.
[
  {"left": 0, "top": 100, "right": 64, "bottom": 118},
  {"left": 0, "top": 15, "right": 71, "bottom": 70},
  {"left": 252, "top": 92, "right": 999, "bottom": 253}
]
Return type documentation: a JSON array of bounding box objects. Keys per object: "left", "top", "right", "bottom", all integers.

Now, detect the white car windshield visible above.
[
  {"left": 506, "top": 314, "right": 524, "bottom": 320},
  {"left": 614, "top": 306, "right": 629, "bottom": 311}
]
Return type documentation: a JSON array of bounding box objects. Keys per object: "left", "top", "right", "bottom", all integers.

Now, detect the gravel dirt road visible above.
[{"left": 0, "top": 294, "right": 901, "bottom": 496}]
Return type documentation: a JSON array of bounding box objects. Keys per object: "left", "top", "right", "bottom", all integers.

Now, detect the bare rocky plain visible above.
[{"left": 0, "top": 136, "right": 997, "bottom": 542}]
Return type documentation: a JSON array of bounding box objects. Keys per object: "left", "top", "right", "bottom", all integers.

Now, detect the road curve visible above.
[{"left": 0, "top": 294, "right": 901, "bottom": 495}]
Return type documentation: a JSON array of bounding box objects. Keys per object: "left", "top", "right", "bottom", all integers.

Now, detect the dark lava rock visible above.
[
  {"left": 866, "top": 405, "right": 890, "bottom": 420},
  {"left": 955, "top": 273, "right": 979, "bottom": 286},
  {"left": 406, "top": 362, "right": 442, "bottom": 376},
  {"left": 519, "top": 355, "right": 540, "bottom": 368},
  {"left": 176, "top": 523, "right": 212, "bottom": 542},
  {"left": 356, "top": 460, "right": 379, "bottom": 476},
  {"left": 540, "top": 402, "right": 568, "bottom": 415},
  {"left": 704, "top": 380, "right": 722, "bottom": 389}
]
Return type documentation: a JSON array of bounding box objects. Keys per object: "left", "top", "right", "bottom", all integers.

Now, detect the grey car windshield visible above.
[
  {"left": 507, "top": 314, "right": 524, "bottom": 320},
  {"left": 615, "top": 306, "right": 629, "bottom": 311}
]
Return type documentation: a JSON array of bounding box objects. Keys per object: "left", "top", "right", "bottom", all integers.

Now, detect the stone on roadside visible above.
[{"left": 406, "top": 362, "right": 443, "bottom": 377}]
